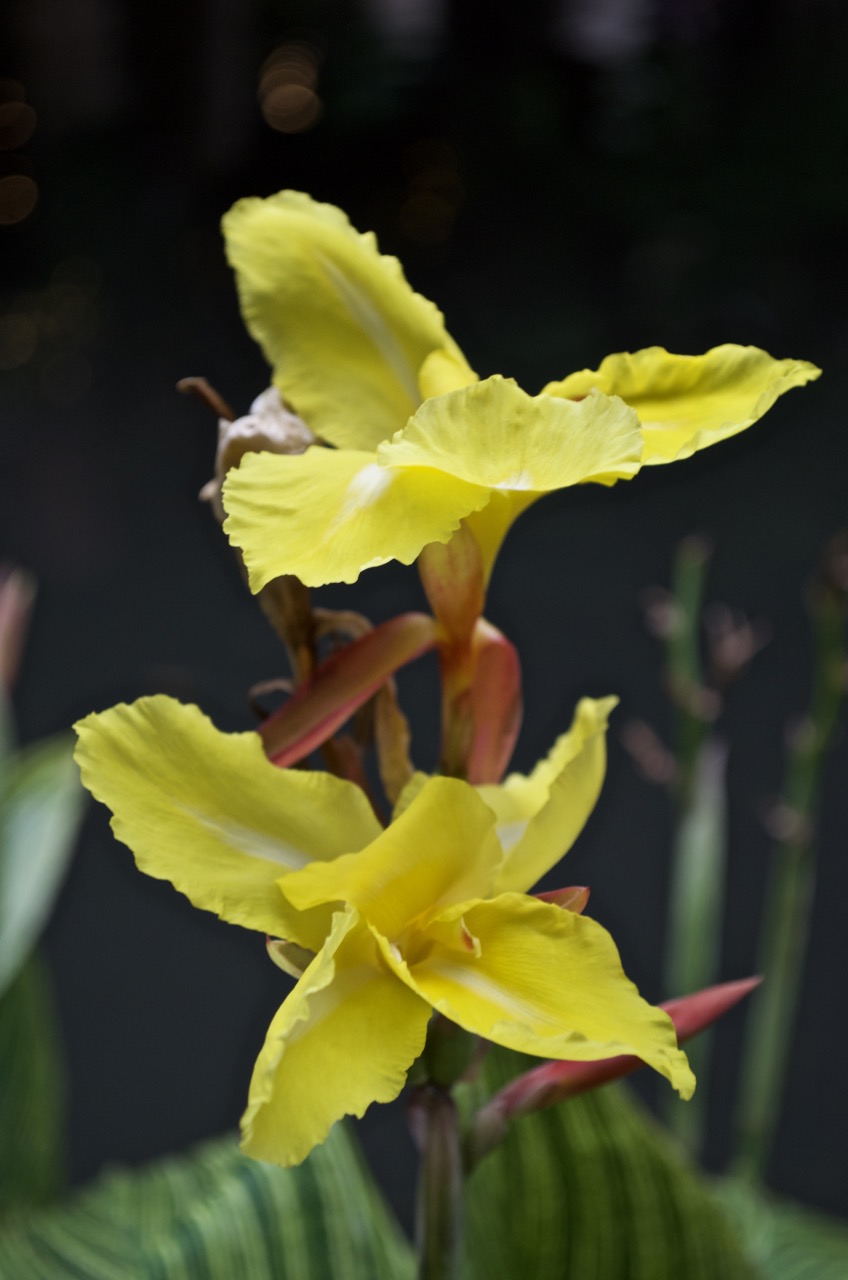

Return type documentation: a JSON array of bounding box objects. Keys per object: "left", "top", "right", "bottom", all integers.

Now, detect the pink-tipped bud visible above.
[
  {"left": 470, "top": 977, "right": 761, "bottom": 1163},
  {"left": 535, "top": 886, "right": 590, "bottom": 914},
  {"left": 0, "top": 566, "right": 35, "bottom": 693}
]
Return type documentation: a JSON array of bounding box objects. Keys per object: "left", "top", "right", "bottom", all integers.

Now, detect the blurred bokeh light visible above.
[{"left": 259, "top": 40, "right": 323, "bottom": 133}]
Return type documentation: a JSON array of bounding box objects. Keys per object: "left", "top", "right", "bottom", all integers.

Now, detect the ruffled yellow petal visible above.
[
  {"left": 391, "top": 770, "right": 429, "bottom": 820},
  {"left": 476, "top": 696, "right": 617, "bottom": 894},
  {"left": 377, "top": 377, "right": 642, "bottom": 583},
  {"left": 410, "top": 894, "right": 694, "bottom": 1097},
  {"left": 222, "top": 190, "right": 465, "bottom": 451},
  {"left": 380, "top": 376, "right": 642, "bottom": 490},
  {"left": 543, "top": 345, "right": 821, "bottom": 465},
  {"left": 223, "top": 446, "right": 490, "bottom": 591},
  {"left": 417, "top": 348, "right": 478, "bottom": 398},
  {"left": 241, "top": 909, "right": 431, "bottom": 1166},
  {"left": 73, "top": 696, "right": 381, "bottom": 941},
  {"left": 279, "top": 777, "right": 504, "bottom": 940}
]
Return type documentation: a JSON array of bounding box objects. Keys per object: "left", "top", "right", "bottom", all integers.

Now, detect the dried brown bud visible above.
[
  {"left": 665, "top": 674, "right": 722, "bottom": 722},
  {"left": 200, "top": 386, "right": 316, "bottom": 521},
  {"left": 620, "top": 719, "right": 678, "bottom": 785},
  {"left": 763, "top": 799, "right": 813, "bottom": 844},
  {"left": 640, "top": 586, "right": 682, "bottom": 639},
  {"left": 704, "top": 602, "right": 770, "bottom": 690}
]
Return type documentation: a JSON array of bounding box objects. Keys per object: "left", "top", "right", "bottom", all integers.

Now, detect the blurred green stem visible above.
[
  {"left": 661, "top": 538, "right": 726, "bottom": 1155},
  {"left": 663, "top": 736, "right": 728, "bottom": 1153},
  {"left": 733, "top": 573, "right": 846, "bottom": 1182},
  {"left": 411, "top": 1084, "right": 465, "bottom": 1280},
  {"left": 667, "top": 537, "right": 712, "bottom": 805}
]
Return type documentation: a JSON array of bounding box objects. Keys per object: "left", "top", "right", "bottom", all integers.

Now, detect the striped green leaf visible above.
[
  {"left": 0, "top": 731, "right": 83, "bottom": 1211},
  {"left": 0, "top": 1126, "right": 414, "bottom": 1279},
  {"left": 0, "top": 733, "right": 84, "bottom": 999},
  {"left": 460, "top": 1045, "right": 756, "bottom": 1280},
  {"left": 0, "top": 952, "right": 66, "bottom": 1212},
  {"left": 715, "top": 1179, "right": 848, "bottom": 1279}
]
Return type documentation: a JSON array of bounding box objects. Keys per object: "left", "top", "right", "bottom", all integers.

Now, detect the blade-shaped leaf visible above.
[
  {"left": 715, "top": 1179, "right": 848, "bottom": 1280},
  {"left": 0, "top": 1125, "right": 414, "bottom": 1279},
  {"left": 459, "top": 1045, "right": 756, "bottom": 1280},
  {"left": 0, "top": 733, "right": 84, "bottom": 998},
  {"left": 466, "top": 620, "right": 522, "bottom": 786},
  {"left": 0, "top": 952, "right": 66, "bottom": 1212},
  {"left": 260, "top": 612, "right": 439, "bottom": 767}
]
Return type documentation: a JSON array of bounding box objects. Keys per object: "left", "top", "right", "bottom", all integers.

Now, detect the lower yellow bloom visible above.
[{"left": 74, "top": 694, "right": 694, "bottom": 1168}]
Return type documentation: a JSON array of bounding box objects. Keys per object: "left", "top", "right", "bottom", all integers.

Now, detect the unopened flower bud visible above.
[
  {"left": 0, "top": 566, "right": 35, "bottom": 693},
  {"left": 266, "top": 936, "right": 315, "bottom": 979}
]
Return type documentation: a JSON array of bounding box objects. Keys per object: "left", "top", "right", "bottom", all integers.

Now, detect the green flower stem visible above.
[
  {"left": 662, "top": 736, "right": 728, "bottom": 1153},
  {"left": 667, "top": 537, "right": 713, "bottom": 805},
  {"left": 733, "top": 575, "right": 846, "bottom": 1182},
  {"left": 661, "top": 538, "right": 725, "bottom": 1155},
  {"left": 410, "top": 1084, "right": 465, "bottom": 1280}
]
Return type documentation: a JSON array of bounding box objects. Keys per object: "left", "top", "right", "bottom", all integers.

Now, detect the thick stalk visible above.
[
  {"left": 437, "top": 639, "right": 475, "bottom": 779},
  {"left": 418, "top": 528, "right": 484, "bottom": 781},
  {"left": 409, "top": 1085, "right": 465, "bottom": 1280}
]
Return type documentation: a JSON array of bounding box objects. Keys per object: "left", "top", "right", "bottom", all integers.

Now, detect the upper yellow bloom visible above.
[
  {"left": 220, "top": 191, "right": 820, "bottom": 591},
  {"left": 74, "top": 693, "right": 693, "bottom": 1168}
]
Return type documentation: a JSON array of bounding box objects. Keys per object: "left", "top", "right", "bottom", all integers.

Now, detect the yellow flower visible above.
[
  {"left": 220, "top": 190, "right": 820, "bottom": 591},
  {"left": 74, "top": 694, "right": 693, "bottom": 1168}
]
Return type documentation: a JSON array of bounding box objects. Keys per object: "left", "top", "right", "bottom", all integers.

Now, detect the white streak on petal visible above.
[
  {"left": 284, "top": 959, "right": 373, "bottom": 1050},
  {"left": 315, "top": 251, "right": 421, "bottom": 403},
  {"left": 426, "top": 960, "right": 562, "bottom": 1030},
  {"left": 335, "top": 463, "right": 395, "bottom": 525},
  {"left": 495, "top": 819, "right": 529, "bottom": 854},
  {"left": 495, "top": 470, "right": 534, "bottom": 490},
  {"left": 179, "top": 805, "right": 312, "bottom": 869}
]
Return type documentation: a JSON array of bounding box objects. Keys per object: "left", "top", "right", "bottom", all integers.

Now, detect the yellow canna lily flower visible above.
[
  {"left": 224, "top": 374, "right": 643, "bottom": 591},
  {"left": 221, "top": 191, "right": 820, "bottom": 592},
  {"left": 74, "top": 693, "right": 693, "bottom": 1168}
]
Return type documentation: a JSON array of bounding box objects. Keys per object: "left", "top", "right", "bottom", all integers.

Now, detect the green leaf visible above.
[
  {"left": 460, "top": 1046, "right": 756, "bottom": 1280},
  {"left": 0, "top": 733, "right": 84, "bottom": 998},
  {"left": 0, "top": 1125, "right": 414, "bottom": 1279},
  {"left": 0, "top": 734, "right": 81, "bottom": 1211},
  {"left": 714, "top": 1179, "right": 848, "bottom": 1279},
  {"left": 0, "top": 951, "right": 66, "bottom": 1212}
]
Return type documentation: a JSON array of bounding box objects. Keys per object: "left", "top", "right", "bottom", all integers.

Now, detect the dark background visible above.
[{"left": 2, "top": 0, "right": 847, "bottom": 1233}]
